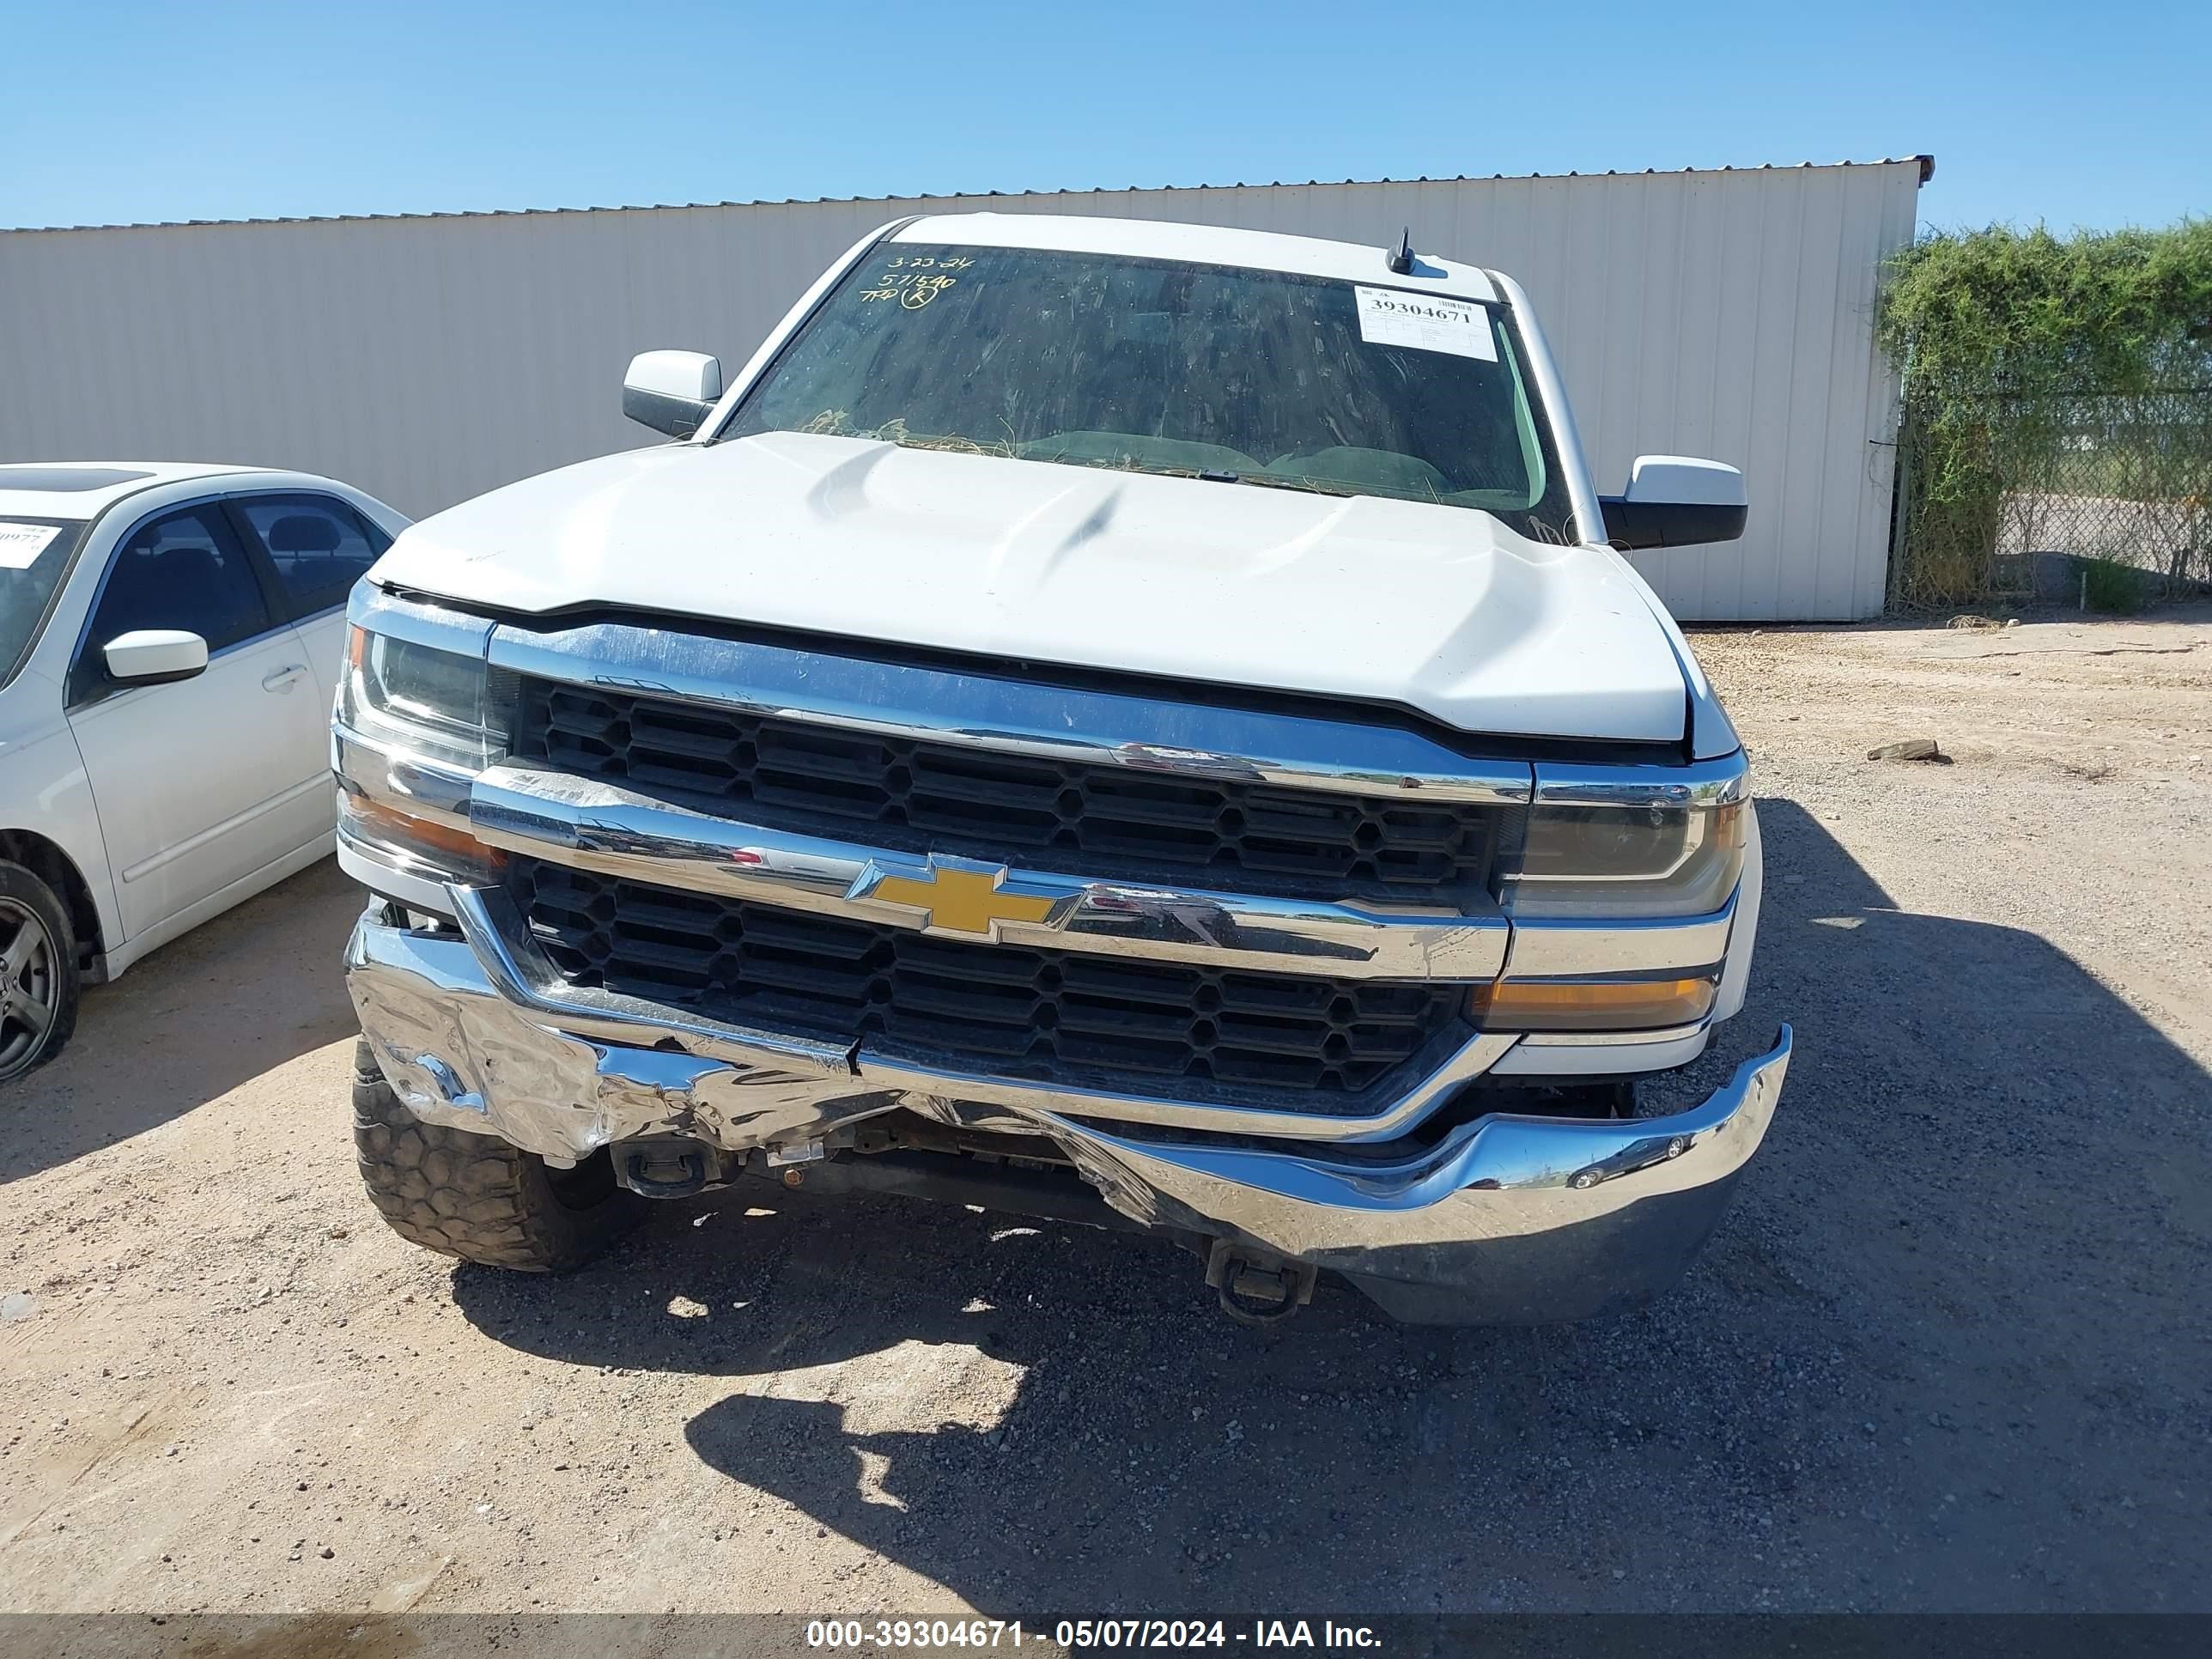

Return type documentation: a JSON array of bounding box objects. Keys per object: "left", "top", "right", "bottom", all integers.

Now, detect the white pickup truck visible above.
[{"left": 334, "top": 214, "right": 1790, "bottom": 1325}]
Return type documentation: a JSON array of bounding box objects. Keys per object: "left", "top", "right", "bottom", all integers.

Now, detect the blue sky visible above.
[{"left": 3, "top": 0, "right": 2204, "bottom": 234}]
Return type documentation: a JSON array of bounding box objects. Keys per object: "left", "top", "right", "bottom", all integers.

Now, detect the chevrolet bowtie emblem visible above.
[{"left": 863, "top": 861, "right": 1060, "bottom": 937}]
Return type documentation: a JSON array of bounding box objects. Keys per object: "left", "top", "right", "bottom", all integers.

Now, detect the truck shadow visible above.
[{"left": 450, "top": 797, "right": 2212, "bottom": 1611}]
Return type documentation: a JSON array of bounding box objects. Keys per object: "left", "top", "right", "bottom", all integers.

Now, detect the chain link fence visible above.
[{"left": 1891, "top": 389, "right": 2212, "bottom": 610}]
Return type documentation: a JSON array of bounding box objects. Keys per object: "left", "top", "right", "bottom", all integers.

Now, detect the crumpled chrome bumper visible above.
[{"left": 347, "top": 895, "right": 1790, "bottom": 1325}]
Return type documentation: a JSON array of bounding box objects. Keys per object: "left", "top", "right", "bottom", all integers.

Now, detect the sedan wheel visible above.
[{"left": 0, "top": 890, "right": 68, "bottom": 1083}]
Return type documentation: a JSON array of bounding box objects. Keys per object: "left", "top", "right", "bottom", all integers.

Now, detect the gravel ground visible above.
[{"left": 2, "top": 608, "right": 2209, "bottom": 1616}]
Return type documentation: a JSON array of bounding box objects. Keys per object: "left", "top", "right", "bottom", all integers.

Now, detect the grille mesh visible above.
[
  {"left": 512, "top": 860, "right": 1464, "bottom": 1101},
  {"left": 512, "top": 681, "right": 1501, "bottom": 903}
]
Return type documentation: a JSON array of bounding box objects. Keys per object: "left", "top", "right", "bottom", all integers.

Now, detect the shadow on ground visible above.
[
  {"left": 451, "top": 801, "right": 2212, "bottom": 1612},
  {"left": 0, "top": 858, "right": 361, "bottom": 1181}
]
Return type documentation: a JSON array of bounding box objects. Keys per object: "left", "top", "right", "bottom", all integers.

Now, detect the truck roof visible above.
[{"left": 892, "top": 212, "right": 1503, "bottom": 304}]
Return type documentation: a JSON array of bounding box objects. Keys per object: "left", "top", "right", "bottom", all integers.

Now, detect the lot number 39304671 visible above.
[{"left": 804, "top": 1620, "right": 1237, "bottom": 1648}]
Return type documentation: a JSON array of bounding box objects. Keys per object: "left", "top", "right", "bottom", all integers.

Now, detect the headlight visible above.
[
  {"left": 335, "top": 622, "right": 515, "bottom": 890},
  {"left": 337, "top": 625, "right": 515, "bottom": 772},
  {"left": 1500, "top": 799, "right": 1746, "bottom": 919},
  {"left": 1481, "top": 763, "right": 1748, "bottom": 1033}
]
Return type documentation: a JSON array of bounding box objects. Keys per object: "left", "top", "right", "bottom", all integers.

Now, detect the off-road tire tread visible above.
[{"left": 350, "top": 1039, "right": 640, "bottom": 1271}]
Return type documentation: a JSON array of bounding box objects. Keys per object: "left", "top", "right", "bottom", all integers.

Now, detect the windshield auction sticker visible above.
[
  {"left": 0, "top": 523, "right": 62, "bottom": 569},
  {"left": 1354, "top": 286, "right": 1498, "bottom": 362}
]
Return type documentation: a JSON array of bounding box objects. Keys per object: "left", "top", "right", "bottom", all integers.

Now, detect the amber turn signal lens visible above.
[
  {"left": 1474, "top": 975, "right": 1717, "bottom": 1033},
  {"left": 345, "top": 623, "right": 369, "bottom": 669},
  {"left": 341, "top": 793, "right": 504, "bottom": 873}
]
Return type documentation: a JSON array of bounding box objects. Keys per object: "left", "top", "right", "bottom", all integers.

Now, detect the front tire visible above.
[
  {"left": 350, "top": 1039, "right": 642, "bottom": 1270},
  {"left": 0, "top": 861, "right": 79, "bottom": 1085}
]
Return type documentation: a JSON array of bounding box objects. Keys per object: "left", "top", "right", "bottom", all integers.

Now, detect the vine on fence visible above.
[{"left": 1876, "top": 221, "right": 2212, "bottom": 606}]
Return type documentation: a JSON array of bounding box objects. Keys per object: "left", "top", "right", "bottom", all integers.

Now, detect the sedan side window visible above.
[
  {"left": 231, "top": 495, "right": 385, "bottom": 620},
  {"left": 73, "top": 507, "right": 274, "bottom": 701}
]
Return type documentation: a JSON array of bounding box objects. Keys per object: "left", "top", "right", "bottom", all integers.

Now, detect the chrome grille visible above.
[
  {"left": 511, "top": 859, "right": 1466, "bottom": 1102},
  {"left": 511, "top": 681, "right": 1503, "bottom": 903}
]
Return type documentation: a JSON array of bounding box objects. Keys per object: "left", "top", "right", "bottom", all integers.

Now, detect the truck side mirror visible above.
[
  {"left": 1599, "top": 456, "right": 1747, "bottom": 550},
  {"left": 622, "top": 350, "right": 724, "bottom": 440}
]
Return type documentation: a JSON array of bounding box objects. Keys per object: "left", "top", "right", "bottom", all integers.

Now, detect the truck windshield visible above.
[
  {"left": 0, "top": 518, "right": 88, "bottom": 691},
  {"left": 720, "top": 243, "right": 1577, "bottom": 541}
]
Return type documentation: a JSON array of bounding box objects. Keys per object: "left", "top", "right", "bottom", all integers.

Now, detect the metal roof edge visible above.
[{"left": 2, "top": 155, "right": 1937, "bottom": 236}]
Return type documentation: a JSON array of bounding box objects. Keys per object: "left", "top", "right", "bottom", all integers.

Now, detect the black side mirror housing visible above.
[
  {"left": 1599, "top": 496, "right": 1750, "bottom": 550},
  {"left": 1600, "top": 456, "right": 1747, "bottom": 550}
]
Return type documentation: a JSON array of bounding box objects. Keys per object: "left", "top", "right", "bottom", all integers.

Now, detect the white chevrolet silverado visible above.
[{"left": 334, "top": 213, "right": 1790, "bottom": 1325}]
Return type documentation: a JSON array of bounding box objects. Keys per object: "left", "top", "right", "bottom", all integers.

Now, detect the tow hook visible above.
[
  {"left": 1205, "top": 1239, "right": 1317, "bottom": 1327},
  {"left": 620, "top": 1141, "right": 710, "bottom": 1199}
]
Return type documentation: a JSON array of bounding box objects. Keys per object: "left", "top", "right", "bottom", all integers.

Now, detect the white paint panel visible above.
[{"left": 0, "top": 163, "right": 1923, "bottom": 619}]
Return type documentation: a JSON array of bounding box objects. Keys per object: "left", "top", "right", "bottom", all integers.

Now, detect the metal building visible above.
[{"left": 0, "top": 159, "right": 1929, "bottom": 621}]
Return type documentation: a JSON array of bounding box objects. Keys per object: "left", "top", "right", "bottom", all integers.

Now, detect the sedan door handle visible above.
[{"left": 261, "top": 664, "right": 309, "bottom": 692}]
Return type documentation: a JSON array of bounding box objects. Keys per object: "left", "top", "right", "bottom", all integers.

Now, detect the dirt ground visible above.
[{"left": 3, "top": 608, "right": 2209, "bottom": 1617}]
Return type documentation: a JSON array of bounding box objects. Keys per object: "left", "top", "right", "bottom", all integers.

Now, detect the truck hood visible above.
[{"left": 373, "top": 432, "right": 1690, "bottom": 744}]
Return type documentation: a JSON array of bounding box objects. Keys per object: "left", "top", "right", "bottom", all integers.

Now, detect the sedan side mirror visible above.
[
  {"left": 1599, "top": 456, "right": 1747, "bottom": 550},
  {"left": 622, "top": 349, "right": 723, "bottom": 440},
  {"left": 104, "top": 629, "right": 209, "bottom": 686}
]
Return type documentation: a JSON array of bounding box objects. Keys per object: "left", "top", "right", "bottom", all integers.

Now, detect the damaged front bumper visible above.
[{"left": 347, "top": 889, "right": 1790, "bottom": 1325}]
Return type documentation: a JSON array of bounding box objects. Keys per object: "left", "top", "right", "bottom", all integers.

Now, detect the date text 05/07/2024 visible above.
[{"left": 805, "top": 1620, "right": 1385, "bottom": 1650}]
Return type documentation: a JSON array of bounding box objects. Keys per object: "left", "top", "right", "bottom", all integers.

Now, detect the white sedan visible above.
[{"left": 0, "top": 462, "right": 409, "bottom": 1082}]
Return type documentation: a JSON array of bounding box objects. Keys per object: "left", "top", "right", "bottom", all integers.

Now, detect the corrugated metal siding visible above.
[{"left": 0, "top": 164, "right": 1923, "bottom": 620}]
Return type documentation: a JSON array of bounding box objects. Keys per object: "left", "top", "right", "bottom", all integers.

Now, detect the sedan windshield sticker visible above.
[
  {"left": 1354, "top": 286, "right": 1498, "bottom": 362},
  {"left": 0, "top": 522, "right": 62, "bottom": 569}
]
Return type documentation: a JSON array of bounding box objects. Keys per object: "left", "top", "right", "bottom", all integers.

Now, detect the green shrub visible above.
[
  {"left": 2079, "top": 557, "right": 2148, "bottom": 614},
  {"left": 1877, "top": 221, "right": 2212, "bottom": 606}
]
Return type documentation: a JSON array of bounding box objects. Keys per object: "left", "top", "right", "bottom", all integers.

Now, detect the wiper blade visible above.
[{"left": 1194, "top": 470, "right": 1359, "bottom": 498}]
